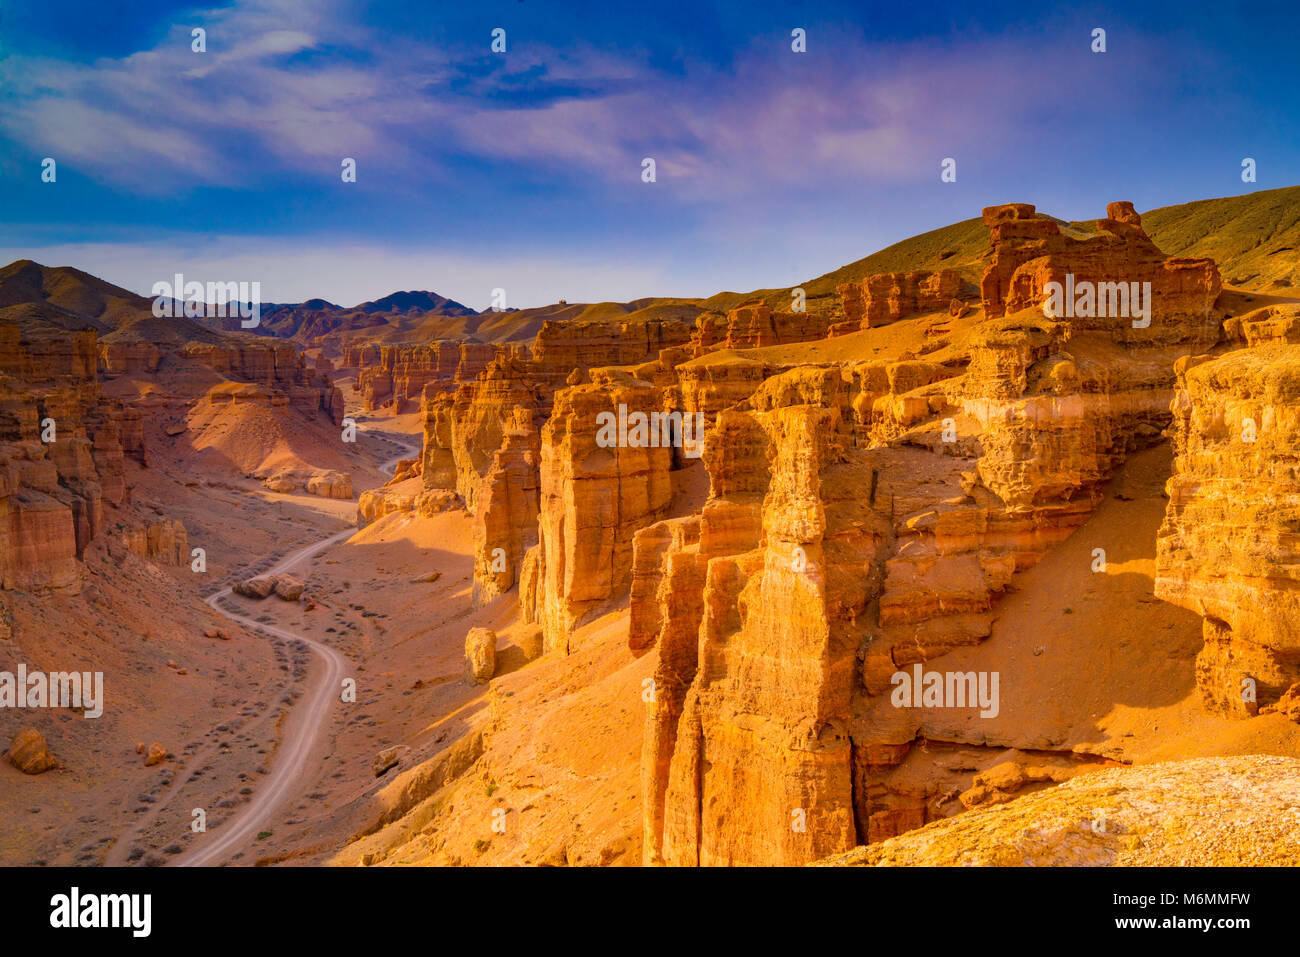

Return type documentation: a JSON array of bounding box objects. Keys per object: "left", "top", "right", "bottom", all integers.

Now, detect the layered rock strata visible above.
[
  {"left": 835, "top": 269, "right": 964, "bottom": 330},
  {"left": 1155, "top": 343, "right": 1300, "bottom": 716},
  {"left": 534, "top": 370, "right": 674, "bottom": 655},
  {"left": 979, "top": 202, "right": 1221, "bottom": 348}
]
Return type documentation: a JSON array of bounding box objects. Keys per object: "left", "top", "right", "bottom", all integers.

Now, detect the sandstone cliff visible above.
[
  {"left": 535, "top": 370, "right": 674, "bottom": 655},
  {"left": 634, "top": 203, "right": 1241, "bottom": 863},
  {"left": 0, "top": 324, "right": 132, "bottom": 592},
  {"left": 1155, "top": 338, "right": 1300, "bottom": 717},
  {"left": 979, "top": 201, "right": 1221, "bottom": 347},
  {"left": 836, "top": 269, "right": 965, "bottom": 330},
  {"left": 348, "top": 199, "right": 1300, "bottom": 870}
]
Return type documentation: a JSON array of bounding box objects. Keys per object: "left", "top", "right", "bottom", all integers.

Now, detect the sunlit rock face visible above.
[
  {"left": 536, "top": 369, "right": 673, "bottom": 656},
  {"left": 836, "top": 269, "right": 964, "bottom": 330},
  {"left": 1156, "top": 343, "right": 1300, "bottom": 717},
  {"left": 979, "top": 202, "right": 1221, "bottom": 348}
]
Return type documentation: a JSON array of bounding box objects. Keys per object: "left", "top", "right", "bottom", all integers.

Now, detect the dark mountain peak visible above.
[{"left": 357, "top": 290, "right": 477, "bottom": 316}]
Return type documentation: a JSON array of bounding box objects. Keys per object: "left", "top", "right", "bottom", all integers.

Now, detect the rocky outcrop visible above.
[
  {"left": 306, "top": 470, "right": 353, "bottom": 500},
  {"left": 0, "top": 325, "right": 139, "bottom": 593},
  {"left": 456, "top": 343, "right": 502, "bottom": 383},
  {"left": 464, "top": 627, "right": 497, "bottom": 684},
  {"left": 676, "top": 356, "right": 770, "bottom": 421},
  {"left": 123, "top": 519, "right": 188, "bottom": 566},
  {"left": 1155, "top": 343, "right": 1300, "bottom": 717},
  {"left": 531, "top": 317, "right": 692, "bottom": 375},
  {"left": 846, "top": 357, "right": 960, "bottom": 447},
  {"left": 818, "top": 755, "right": 1300, "bottom": 867},
  {"left": 422, "top": 357, "right": 544, "bottom": 512},
  {"left": 356, "top": 483, "right": 457, "bottom": 525},
  {"left": 0, "top": 444, "right": 87, "bottom": 592},
  {"left": 955, "top": 315, "right": 1174, "bottom": 508},
  {"left": 979, "top": 202, "right": 1221, "bottom": 347},
  {"left": 628, "top": 515, "right": 700, "bottom": 652},
  {"left": 262, "top": 467, "right": 354, "bottom": 499},
  {"left": 355, "top": 342, "right": 493, "bottom": 411},
  {"left": 536, "top": 370, "right": 674, "bottom": 655},
  {"left": 647, "top": 367, "right": 879, "bottom": 866},
  {"left": 98, "top": 341, "right": 163, "bottom": 375},
  {"left": 836, "top": 269, "right": 964, "bottom": 330},
  {"left": 7, "top": 728, "right": 56, "bottom": 774},
  {"left": 637, "top": 201, "right": 1236, "bottom": 865},
  {"left": 417, "top": 318, "right": 699, "bottom": 537},
  {"left": 471, "top": 412, "right": 541, "bottom": 608},
  {"left": 182, "top": 340, "right": 344, "bottom": 425},
  {"left": 689, "top": 302, "right": 830, "bottom": 352}
]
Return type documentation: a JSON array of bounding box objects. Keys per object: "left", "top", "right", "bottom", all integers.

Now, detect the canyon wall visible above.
[
  {"left": 375, "top": 201, "right": 1300, "bottom": 867},
  {"left": 1, "top": 313, "right": 346, "bottom": 591},
  {"left": 689, "top": 302, "right": 829, "bottom": 352},
  {"left": 1155, "top": 317, "right": 1300, "bottom": 717},
  {"left": 0, "top": 326, "right": 139, "bottom": 592},
  {"left": 633, "top": 202, "right": 1235, "bottom": 863},
  {"left": 535, "top": 370, "right": 674, "bottom": 655},
  {"left": 836, "top": 269, "right": 965, "bottom": 330},
  {"left": 179, "top": 340, "right": 344, "bottom": 425}
]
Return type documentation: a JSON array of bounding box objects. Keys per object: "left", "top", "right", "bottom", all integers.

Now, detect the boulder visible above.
[
  {"left": 233, "top": 575, "right": 277, "bottom": 599},
  {"left": 464, "top": 627, "right": 497, "bottom": 685},
  {"left": 372, "top": 745, "right": 410, "bottom": 778},
  {"left": 263, "top": 474, "right": 298, "bottom": 494},
  {"left": 7, "top": 728, "right": 56, "bottom": 774},
  {"left": 307, "top": 470, "right": 354, "bottom": 500},
  {"left": 273, "top": 575, "right": 305, "bottom": 601}
]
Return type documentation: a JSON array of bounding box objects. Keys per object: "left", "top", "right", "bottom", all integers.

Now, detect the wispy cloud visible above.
[
  {"left": 1, "top": 1, "right": 1288, "bottom": 306},
  {"left": 0, "top": 2, "right": 1181, "bottom": 198}
]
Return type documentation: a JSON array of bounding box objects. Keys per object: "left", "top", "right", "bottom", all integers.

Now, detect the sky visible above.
[{"left": 1, "top": 0, "right": 1296, "bottom": 310}]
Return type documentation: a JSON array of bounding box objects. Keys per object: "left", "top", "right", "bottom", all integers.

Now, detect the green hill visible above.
[{"left": 737, "top": 185, "right": 1300, "bottom": 313}]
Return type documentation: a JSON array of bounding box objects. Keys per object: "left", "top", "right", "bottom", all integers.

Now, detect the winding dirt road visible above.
[{"left": 178, "top": 440, "right": 417, "bottom": 867}]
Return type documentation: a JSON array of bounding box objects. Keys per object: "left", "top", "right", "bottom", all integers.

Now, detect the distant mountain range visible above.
[
  {"left": 0, "top": 261, "right": 484, "bottom": 344},
  {"left": 4, "top": 185, "right": 1295, "bottom": 347},
  {"left": 222, "top": 289, "right": 481, "bottom": 340}
]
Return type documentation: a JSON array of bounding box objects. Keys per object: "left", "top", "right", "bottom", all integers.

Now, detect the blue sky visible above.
[{"left": 1, "top": 0, "right": 1296, "bottom": 309}]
